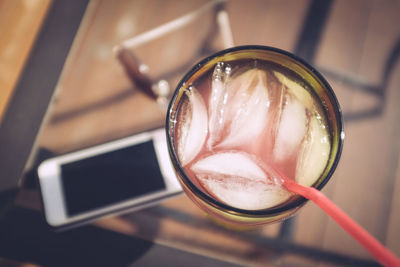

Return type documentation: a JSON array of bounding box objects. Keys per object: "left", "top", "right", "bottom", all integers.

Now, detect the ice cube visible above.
[
  {"left": 207, "top": 62, "right": 231, "bottom": 149},
  {"left": 217, "top": 69, "right": 270, "bottom": 148},
  {"left": 273, "top": 96, "right": 308, "bottom": 161},
  {"left": 296, "top": 114, "right": 330, "bottom": 187},
  {"left": 191, "top": 152, "right": 291, "bottom": 210},
  {"left": 176, "top": 86, "right": 208, "bottom": 166},
  {"left": 197, "top": 176, "right": 291, "bottom": 210},
  {"left": 191, "top": 152, "right": 267, "bottom": 181},
  {"left": 274, "top": 71, "right": 313, "bottom": 110}
]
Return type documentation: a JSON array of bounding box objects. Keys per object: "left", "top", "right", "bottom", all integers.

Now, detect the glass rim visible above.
[{"left": 166, "top": 45, "right": 344, "bottom": 217}]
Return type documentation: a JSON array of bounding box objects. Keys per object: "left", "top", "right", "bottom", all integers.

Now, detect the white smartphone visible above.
[{"left": 37, "top": 128, "right": 182, "bottom": 230}]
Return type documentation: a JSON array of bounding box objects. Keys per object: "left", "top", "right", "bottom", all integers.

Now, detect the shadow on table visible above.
[{"left": 0, "top": 206, "right": 154, "bottom": 267}]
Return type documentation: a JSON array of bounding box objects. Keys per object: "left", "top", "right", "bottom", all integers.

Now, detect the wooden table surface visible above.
[
  {"left": 0, "top": 0, "right": 51, "bottom": 123},
  {"left": 1, "top": 0, "right": 400, "bottom": 266}
]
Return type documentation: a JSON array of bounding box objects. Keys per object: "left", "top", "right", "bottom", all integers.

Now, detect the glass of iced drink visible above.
[{"left": 166, "top": 46, "right": 344, "bottom": 226}]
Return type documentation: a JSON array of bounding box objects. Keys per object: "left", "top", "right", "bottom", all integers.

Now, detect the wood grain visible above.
[{"left": 0, "top": 0, "right": 51, "bottom": 123}]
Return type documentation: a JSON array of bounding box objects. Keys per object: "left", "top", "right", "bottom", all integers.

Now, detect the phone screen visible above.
[{"left": 60, "top": 140, "right": 166, "bottom": 216}]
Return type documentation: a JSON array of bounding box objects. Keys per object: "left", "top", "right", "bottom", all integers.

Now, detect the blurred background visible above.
[{"left": 0, "top": 0, "right": 399, "bottom": 266}]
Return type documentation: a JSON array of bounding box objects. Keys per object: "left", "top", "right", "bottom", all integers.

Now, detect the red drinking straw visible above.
[{"left": 282, "top": 178, "right": 400, "bottom": 267}]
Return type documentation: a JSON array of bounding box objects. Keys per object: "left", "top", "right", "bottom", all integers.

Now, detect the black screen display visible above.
[{"left": 61, "top": 140, "right": 166, "bottom": 216}]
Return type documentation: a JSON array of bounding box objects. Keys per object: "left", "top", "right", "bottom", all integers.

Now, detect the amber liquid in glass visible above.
[{"left": 173, "top": 58, "right": 331, "bottom": 212}]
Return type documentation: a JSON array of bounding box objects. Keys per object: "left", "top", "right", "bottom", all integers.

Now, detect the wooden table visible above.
[{"left": 1, "top": 0, "right": 400, "bottom": 266}]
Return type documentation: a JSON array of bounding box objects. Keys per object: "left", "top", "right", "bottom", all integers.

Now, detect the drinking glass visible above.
[{"left": 166, "top": 45, "right": 344, "bottom": 226}]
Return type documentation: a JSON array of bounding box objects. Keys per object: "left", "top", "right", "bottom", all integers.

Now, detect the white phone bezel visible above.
[{"left": 37, "top": 128, "right": 181, "bottom": 228}]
